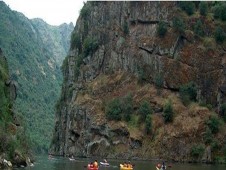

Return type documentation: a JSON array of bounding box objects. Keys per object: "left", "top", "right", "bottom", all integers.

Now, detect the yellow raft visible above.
[{"left": 120, "top": 164, "right": 133, "bottom": 170}]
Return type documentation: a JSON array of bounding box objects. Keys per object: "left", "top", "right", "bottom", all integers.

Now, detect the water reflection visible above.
[{"left": 15, "top": 155, "right": 226, "bottom": 170}]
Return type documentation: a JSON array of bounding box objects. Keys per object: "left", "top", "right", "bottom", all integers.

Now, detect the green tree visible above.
[
  {"left": 214, "top": 26, "right": 225, "bottom": 44},
  {"left": 206, "top": 115, "right": 222, "bottom": 134},
  {"left": 122, "top": 94, "right": 133, "bottom": 122},
  {"left": 83, "top": 37, "right": 99, "bottom": 57},
  {"left": 213, "top": 3, "right": 226, "bottom": 21},
  {"left": 179, "top": 2, "right": 195, "bottom": 16},
  {"left": 157, "top": 21, "right": 167, "bottom": 37},
  {"left": 137, "top": 66, "right": 147, "bottom": 84},
  {"left": 191, "top": 144, "right": 205, "bottom": 159},
  {"left": 173, "top": 17, "right": 185, "bottom": 34},
  {"left": 71, "top": 33, "right": 81, "bottom": 50},
  {"left": 80, "top": 2, "right": 91, "bottom": 19},
  {"left": 106, "top": 98, "right": 122, "bottom": 121},
  {"left": 220, "top": 103, "right": 226, "bottom": 122},
  {"left": 199, "top": 2, "right": 208, "bottom": 16},
  {"left": 179, "top": 82, "right": 197, "bottom": 105},
  {"left": 138, "top": 100, "right": 153, "bottom": 122},
  {"left": 163, "top": 100, "right": 174, "bottom": 123},
  {"left": 123, "top": 20, "right": 129, "bottom": 35},
  {"left": 203, "top": 127, "right": 213, "bottom": 144},
  {"left": 145, "top": 114, "right": 152, "bottom": 135},
  {"left": 194, "top": 20, "right": 205, "bottom": 37}
]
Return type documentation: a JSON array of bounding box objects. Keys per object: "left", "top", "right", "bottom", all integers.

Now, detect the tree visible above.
[
  {"left": 122, "top": 94, "right": 133, "bottom": 122},
  {"left": 138, "top": 100, "right": 153, "bottom": 122},
  {"left": 106, "top": 98, "right": 122, "bottom": 121},
  {"left": 123, "top": 20, "right": 129, "bottom": 35},
  {"left": 214, "top": 26, "right": 225, "bottom": 44},
  {"left": 220, "top": 103, "right": 226, "bottom": 122},
  {"left": 179, "top": 82, "right": 197, "bottom": 105},
  {"left": 145, "top": 114, "right": 152, "bottom": 135},
  {"left": 157, "top": 21, "right": 167, "bottom": 37},
  {"left": 71, "top": 33, "right": 81, "bottom": 50},
  {"left": 206, "top": 115, "right": 222, "bottom": 134},
  {"left": 163, "top": 100, "right": 174, "bottom": 123},
  {"left": 191, "top": 144, "right": 205, "bottom": 159},
  {"left": 173, "top": 17, "right": 185, "bottom": 34},
  {"left": 80, "top": 2, "right": 91, "bottom": 19},
  {"left": 199, "top": 2, "right": 208, "bottom": 16},
  {"left": 213, "top": 3, "right": 226, "bottom": 21},
  {"left": 179, "top": 2, "right": 195, "bottom": 16},
  {"left": 194, "top": 20, "right": 205, "bottom": 37}
]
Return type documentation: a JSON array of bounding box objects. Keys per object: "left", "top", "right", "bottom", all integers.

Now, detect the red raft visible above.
[{"left": 87, "top": 164, "right": 99, "bottom": 170}]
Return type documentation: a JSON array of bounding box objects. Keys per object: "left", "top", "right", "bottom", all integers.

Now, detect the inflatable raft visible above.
[{"left": 120, "top": 164, "right": 133, "bottom": 170}]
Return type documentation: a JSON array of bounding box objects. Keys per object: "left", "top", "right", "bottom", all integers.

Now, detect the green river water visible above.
[{"left": 15, "top": 155, "right": 226, "bottom": 170}]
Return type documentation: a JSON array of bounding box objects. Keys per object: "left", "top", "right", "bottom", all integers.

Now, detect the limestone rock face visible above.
[{"left": 51, "top": 1, "right": 226, "bottom": 161}]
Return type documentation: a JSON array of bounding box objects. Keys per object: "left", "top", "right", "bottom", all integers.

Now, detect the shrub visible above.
[
  {"left": 179, "top": 82, "right": 197, "bottom": 105},
  {"left": 211, "top": 139, "right": 220, "bottom": 151},
  {"left": 203, "top": 127, "right": 213, "bottom": 144},
  {"left": 106, "top": 98, "right": 122, "bottom": 121},
  {"left": 145, "top": 114, "right": 152, "bottom": 135},
  {"left": 80, "top": 3, "right": 91, "bottom": 19},
  {"left": 163, "top": 100, "right": 174, "bottom": 123},
  {"left": 223, "top": 145, "right": 226, "bottom": 158},
  {"left": 194, "top": 20, "right": 205, "bottom": 37},
  {"left": 105, "top": 94, "right": 134, "bottom": 122},
  {"left": 199, "top": 2, "right": 208, "bottom": 16},
  {"left": 71, "top": 33, "right": 81, "bottom": 50},
  {"left": 191, "top": 144, "right": 205, "bottom": 159},
  {"left": 220, "top": 103, "right": 226, "bottom": 122},
  {"left": 154, "top": 73, "right": 164, "bottom": 89},
  {"left": 172, "top": 17, "right": 185, "bottom": 34},
  {"left": 157, "top": 21, "right": 167, "bottom": 37},
  {"left": 214, "top": 26, "right": 225, "bottom": 44},
  {"left": 179, "top": 2, "right": 195, "bottom": 16},
  {"left": 83, "top": 37, "right": 99, "bottom": 57},
  {"left": 206, "top": 115, "right": 222, "bottom": 134},
  {"left": 61, "top": 56, "right": 69, "bottom": 73},
  {"left": 123, "top": 20, "right": 129, "bottom": 35},
  {"left": 221, "top": 5, "right": 226, "bottom": 21},
  {"left": 137, "top": 66, "right": 147, "bottom": 84},
  {"left": 121, "top": 94, "right": 133, "bottom": 122},
  {"left": 138, "top": 100, "right": 153, "bottom": 123},
  {"left": 213, "top": 3, "right": 226, "bottom": 21}
]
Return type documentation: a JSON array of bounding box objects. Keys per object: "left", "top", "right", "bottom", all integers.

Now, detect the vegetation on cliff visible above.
[
  {"left": 0, "top": 49, "right": 31, "bottom": 168},
  {"left": 0, "top": 1, "right": 73, "bottom": 152},
  {"left": 52, "top": 1, "right": 226, "bottom": 163}
]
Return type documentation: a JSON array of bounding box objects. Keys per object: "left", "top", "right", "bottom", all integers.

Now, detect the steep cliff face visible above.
[
  {"left": 51, "top": 1, "right": 226, "bottom": 162},
  {"left": 0, "top": 1, "right": 73, "bottom": 151},
  {"left": 0, "top": 48, "right": 31, "bottom": 168}
]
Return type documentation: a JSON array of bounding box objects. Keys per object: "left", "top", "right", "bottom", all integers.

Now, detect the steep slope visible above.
[
  {"left": 51, "top": 1, "right": 226, "bottom": 162},
  {"left": 0, "top": 48, "right": 31, "bottom": 168},
  {"left": 0, "top": 1, "right": 73, "bottom": 152}
]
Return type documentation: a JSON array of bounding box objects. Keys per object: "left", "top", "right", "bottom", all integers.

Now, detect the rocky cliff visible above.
[
  {"left": 0, "top": 1, "right": 74, "bottom": 151},
  {"left": 51, "top": 1, "right": 226, "bottom": 162},
  {"left": 0, "top": 48, "right": 32, "bottom": 168}
]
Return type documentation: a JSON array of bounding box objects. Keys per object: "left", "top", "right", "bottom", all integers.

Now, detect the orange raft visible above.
[
  {"left": 120, "top": 164, "right": 133, "bottom": 170},
  {"left": 87, "top": 164, "right": 98, "bottom": 170}
]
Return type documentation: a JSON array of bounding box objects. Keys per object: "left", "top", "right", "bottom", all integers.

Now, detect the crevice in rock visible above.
[
  {"left": 130, "top": 19, "right": 169, "bottom": 25},
  {"left": 138, "top": 46, "right": 154, "bottom": 54},
  {"left": 172, "top": 35, "right": 183, "bottom": 58}
]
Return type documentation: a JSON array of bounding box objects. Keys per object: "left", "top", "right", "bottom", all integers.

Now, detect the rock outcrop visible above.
[
  {"left": 0, "top": 48, "right": 32, "bottom": 168},
  {"left": 51, "top": 1, "right": 226, "bottom": 162}
]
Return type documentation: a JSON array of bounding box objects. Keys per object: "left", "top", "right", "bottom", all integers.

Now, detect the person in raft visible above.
[
  {"left": 161, "top": 161, "right": 166, "bottom": 170},
  {"left": 93, "top": 160, "right": 98, "bottom": 168},
  {"left": 123, "top": 161, "right": 132, "bottom": 168}
]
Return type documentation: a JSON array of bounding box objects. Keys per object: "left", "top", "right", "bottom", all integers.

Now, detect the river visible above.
[{"left": 15, "top": 155, "right": 226, "bottom": 170}]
